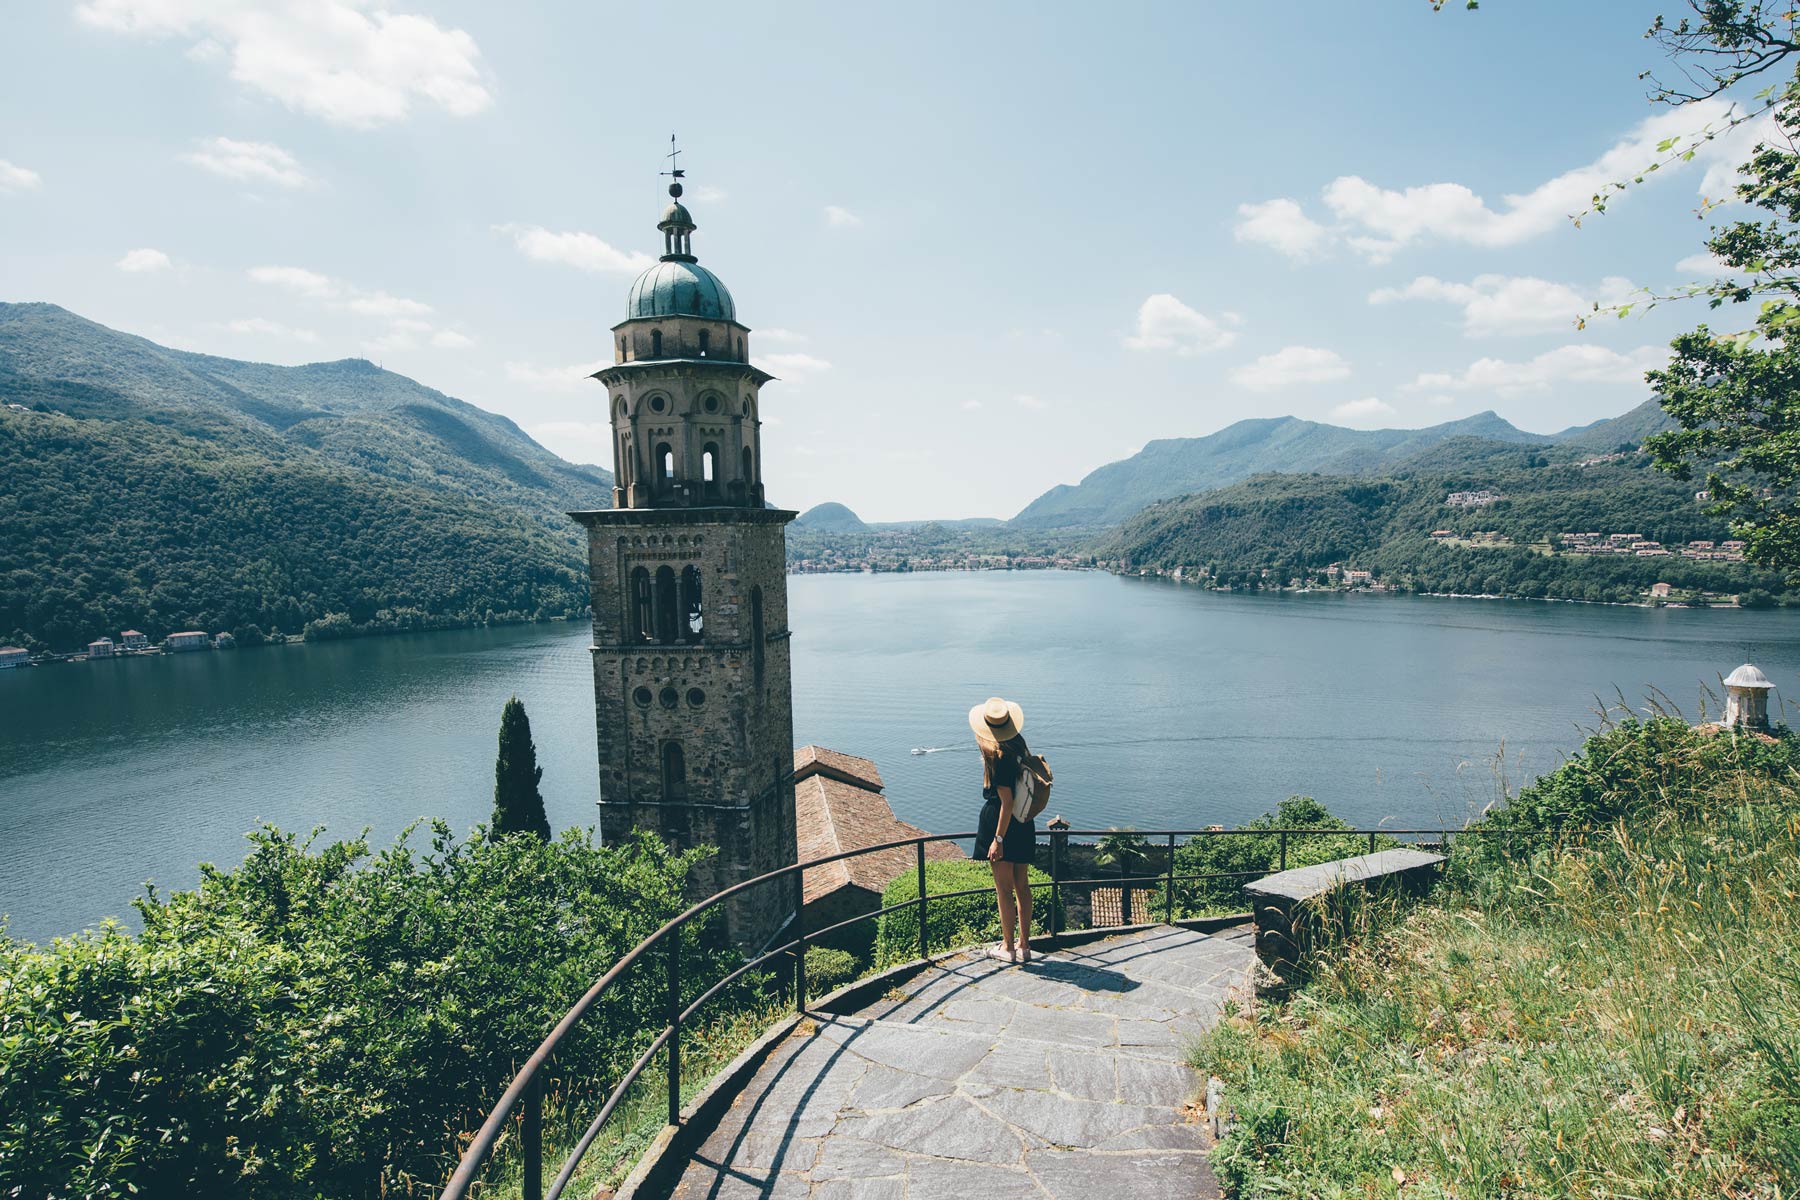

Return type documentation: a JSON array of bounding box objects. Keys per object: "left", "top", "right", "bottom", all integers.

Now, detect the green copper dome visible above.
[{"left": 625, "top": 259, "right": 736, "bottom": 321}]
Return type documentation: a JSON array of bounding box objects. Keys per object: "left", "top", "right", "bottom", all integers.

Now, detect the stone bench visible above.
[{"left": 1243, "top": 848, "right": 1446, "bottom": 994}]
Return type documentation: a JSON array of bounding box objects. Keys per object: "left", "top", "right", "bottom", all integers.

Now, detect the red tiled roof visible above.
[
  {"left": 793, "top": 744, "right": 884, "bottom": 792},
  {"left": 794, "top": 748, "right": 959, "bottom": 906}
]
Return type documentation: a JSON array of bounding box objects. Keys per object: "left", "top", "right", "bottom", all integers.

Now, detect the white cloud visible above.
[
  {"left": 346, "top": 291, "right": 432, "bottom": 318},
  {"left": 116, "top": 247, "right": 172, "bottom": 273},
  {"left": 1124, "top": 293, "right": 1238, "bottom": 356},
  {"left": 960, "top": 399, "right": 984, "bottom": 411},
  {"left": 1676, "top": 250, "right": 1741, "bottom": 276},
  {"left": 1230, "top": 345, "right": 1352, "bottom": 391},
  {"left": 1407, "top": 344, "right": 1667, "bottom": 396},
  {"left": 505, "top": 360, "right": 607, "bottom": 392},
  {"left": 0, "top": 159, "right": 42, "bottom": 193},
  {"left": 1015, "top": 394, "right": 1046, "bottom": 410},
  {"left": 77, "top": 0, "right": 492, "bottom": 128},
  {"left": 1243, "top": 99, "right": 1768, "bottom": 263},
  {"left": 180, "top": 136, "right": 310, "bottom": 187},
  {"left": 248, "top": 264, "right": 337, "bottom": 297},
  {"left": 1368, "top": 273, "right": 1634, "bottom": 336},
  {"left": 757, "top": 352, "right": 832, "bottom": 382},
  {"left": 689, "top": 185, "right": 726, "bottom": 203},
  {"left": 1234, "top": 198, "right": 1328, "bottom": 260},
  {"left": 824, "top": 205, "right": 862, "bottom": 228},
  {"left": 225, "top": 317, "right": 318, "bottom": 342},
  {"left": 496, "top": 223, "right": 654, "bottom": 274},
  {"left": 431, "top": 329, "right": 473, "bottom": 349},
  {"left": 1331, "top": 397, "right": 1395, "bottom": 424},
  {"left": 757, "top": 328, "right": 808, "bottom": 344},
  {"left": 528, "top": 420, "right": 613, "bottom": 467}
]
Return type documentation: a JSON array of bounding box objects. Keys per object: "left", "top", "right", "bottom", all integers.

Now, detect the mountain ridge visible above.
[{"left": 1011, "top": 401, "right": 1673, "bottom": 528}]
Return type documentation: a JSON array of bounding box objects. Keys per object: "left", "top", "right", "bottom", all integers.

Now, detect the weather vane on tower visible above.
[{"left": 662, "top": 133, "right": 685, "bottom": 198}]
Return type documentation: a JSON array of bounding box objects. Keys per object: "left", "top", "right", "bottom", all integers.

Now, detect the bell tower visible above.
[{"left": 571, "top": 152, "right": 797, "bottom": 943}]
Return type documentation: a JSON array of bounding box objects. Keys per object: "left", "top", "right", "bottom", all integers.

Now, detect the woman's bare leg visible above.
[
  {"left": 1011, "top": 863, "right": 1034, "bottom": 949},
  {"left": 990, "top": 859, "right": 1017, "bottom": 951}
]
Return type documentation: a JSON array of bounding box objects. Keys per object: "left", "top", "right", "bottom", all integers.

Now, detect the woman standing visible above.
[{"left": 970, "top": 696, "right": 1044, "bottom": 964}]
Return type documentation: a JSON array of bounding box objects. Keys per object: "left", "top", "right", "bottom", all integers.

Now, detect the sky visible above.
[{"left": 0, "top": 1, "right": 1776, "bottom": 521}]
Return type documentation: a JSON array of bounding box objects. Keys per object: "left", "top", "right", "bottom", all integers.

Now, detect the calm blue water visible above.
[{"left": 3, "top": 572, "right": 1796, "bottom": 943}]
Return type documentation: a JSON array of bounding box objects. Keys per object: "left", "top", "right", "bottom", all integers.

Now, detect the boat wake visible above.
[{"left": 910, "top": 746, "right": 956, "bottom": 755}]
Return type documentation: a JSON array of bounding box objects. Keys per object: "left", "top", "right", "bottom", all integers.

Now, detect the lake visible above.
[{"left": 4, "top": 571, "right": 1797, "bottom": 944}]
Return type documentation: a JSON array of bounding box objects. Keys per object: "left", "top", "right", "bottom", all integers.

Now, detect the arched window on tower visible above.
[
  {"left": 654, "top": 565, "right": 678, "bottom": 645},
  {"left": 702, "top": 443, "right": 719, "bottom": 498},
  {"left": 651, "top": 329, "right": 663, "bottom": 357},
  {"left": 630, "top": 567, "right": 653, "bottom": 642},
  {"left": 698, "top": 329, "right": 709, "bottom": 357},
  {"left": 680, "top": 565, "right": 703, "bottom": 643},
  {"left": 741, "top": 445, "right": 754, "bottom": 486},
  {"left": 751, "top": 585, "right": 765, "bottom": 691},
  {"left": 661, "top": 741, "right": 688, "bottom": 804},
  {"left": 655, "top": 442, "right": 674, "bottom": 493}
]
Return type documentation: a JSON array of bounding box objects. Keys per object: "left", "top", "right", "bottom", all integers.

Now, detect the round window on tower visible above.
[
  {"left": 703, "top": 393, "right": 720, "bottom": 414},
  {"left": 633, "top": 686, "right": 653, "bottom": 707},
  {"left": 649, "top": 394, "right": 668, "bottom": 414},
  {"left": 659, "top": 687, "right": 680, "bottom": 709},
  {"left": 686, "top": 688, "right": 706, "bottom": 708}
]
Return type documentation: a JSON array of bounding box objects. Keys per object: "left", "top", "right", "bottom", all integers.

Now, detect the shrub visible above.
[
  {"left": 874, "top": 859, "right": 1050, "bottom": 966},
  {"left": 0, "top": 824, "right": 751, "bottom": 1199},
  {"left": 804, "top": 946, "right": 859, "bottom": 996},
  {"left": 1173, "top": 796, "right": 1384, "bottom": 916}
]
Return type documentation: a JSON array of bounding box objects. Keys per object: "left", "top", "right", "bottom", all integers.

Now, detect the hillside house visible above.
[
  {"left": 793, "top": 746, "right": 961, "bottom": 953},
  {"left": 119, "top": 630, "right": 148, "bottom": 650},
  {"left": 87, "top": 638, "right": 115, "bottom": 658},
  {"left": 164, "top": 631, "right": 210, "bottom": 652}
]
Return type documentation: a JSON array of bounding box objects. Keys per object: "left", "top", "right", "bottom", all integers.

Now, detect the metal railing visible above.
[{"left": 438, "top": 824, "right": 1520, "bottom": 1200}]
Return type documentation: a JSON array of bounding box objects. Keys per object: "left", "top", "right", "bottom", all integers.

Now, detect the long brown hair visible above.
[{"left": 981, "top": 733, "right": 1035, "bottom": 788}]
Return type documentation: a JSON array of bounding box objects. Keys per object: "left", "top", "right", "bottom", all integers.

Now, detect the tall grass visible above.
[{"left": 1195, "top": 723, "right": 1800, "bottom": 1198}]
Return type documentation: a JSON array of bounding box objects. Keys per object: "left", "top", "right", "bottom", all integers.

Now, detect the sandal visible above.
[
  {"left": 1018, "top": 942, "right": 1032, "bottom": 964},
  {"left": 986, "top": 943, "right": 1016, "bottom": 964}
]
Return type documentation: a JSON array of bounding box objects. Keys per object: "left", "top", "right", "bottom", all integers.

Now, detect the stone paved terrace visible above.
[{"left": 659, "top": 925, "right": 1256, "bottom": 1199}]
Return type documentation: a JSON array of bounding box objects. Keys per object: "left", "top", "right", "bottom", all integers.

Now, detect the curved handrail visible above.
[{"left": 440, "top": 822, "right": 1520, "bottom": 1200}]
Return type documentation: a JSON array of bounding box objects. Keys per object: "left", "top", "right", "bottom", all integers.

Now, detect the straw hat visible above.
[{"left": 969, "top": 696, "right": 1024, "bottom": 747}]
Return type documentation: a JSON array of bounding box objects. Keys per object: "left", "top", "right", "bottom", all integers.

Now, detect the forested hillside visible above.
[
  {"left": 1105, "top": 442, "right": 1791, "bottom": 604},
  {"left": 0, "top": 304, "right": 611, "bottom": 650},
  {"left": 1013, "top": 402, "right": 1674, "bottom": 528}
]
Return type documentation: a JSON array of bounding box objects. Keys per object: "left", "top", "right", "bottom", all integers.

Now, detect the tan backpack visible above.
[{"left": 1011, "top": 753, "right": 1054, "bottom": 821}]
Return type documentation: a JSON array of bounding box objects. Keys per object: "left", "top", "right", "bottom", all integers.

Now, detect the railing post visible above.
[
  {"left": 1164, "top": 833, "right": 1175, "bottom": 925},
  {"left": 1279, "top": 829, "right": 1288, "bottom": 872},
  {"left": 792, "top": 867, "right": 807, "bottom": 1013},
  {"left": 915, "top": 840, "right": 928, "bottom": 961},
  {"left": 522, "top": 1068, "right": 543, "bottom": 1200},
  {"left": 1368, "top": 831, "right": 1377, "bottom": 854},
  {"left": 1049, "top": 833, "right": 1061, "bottom": 945},
  {"left": 666, "top": 933, "right": 682, "bottom": 1128}
]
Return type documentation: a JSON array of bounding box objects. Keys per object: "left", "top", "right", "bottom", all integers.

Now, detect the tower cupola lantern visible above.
[{"left": 1723, "top": 662, "right": 1775, "bottom": 732}]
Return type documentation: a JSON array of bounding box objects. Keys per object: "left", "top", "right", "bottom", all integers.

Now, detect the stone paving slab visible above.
[{"left": 660, "top": 926, "right": 1253, "bottom": 1199}]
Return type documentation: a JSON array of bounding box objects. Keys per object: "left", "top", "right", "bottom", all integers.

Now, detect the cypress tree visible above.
[{"left": 492, "top": 695, "right": 551, "bottom": 839}]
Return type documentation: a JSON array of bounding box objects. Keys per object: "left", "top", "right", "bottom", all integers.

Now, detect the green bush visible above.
[
  {"left": 804, "top": 946, "right": 859, "bottom": 996},
  {"left": 874, "top": 859, "right": 1050, "bottom": 966},
  {"left": 1485, "top": 716, "right": 1800, "bottom": 835},
  {"left": 0, "top": 825, "right": 752, "bottom": 1199},
  {"left": 1174, "top": 796, "right": 1385, "bottom": 916}
]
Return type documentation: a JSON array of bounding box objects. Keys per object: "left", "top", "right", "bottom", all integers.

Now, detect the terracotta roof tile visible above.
[
  {"left": 793, "top": 744, "right": 884, "bottom": 792},
  {"left": 794, "top": 755, "right": 959, "bottom": 907}
]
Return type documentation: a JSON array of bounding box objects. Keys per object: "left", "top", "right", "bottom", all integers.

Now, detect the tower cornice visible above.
[{"left": 592, "top": 358, "right": 775, "bottom": 386}]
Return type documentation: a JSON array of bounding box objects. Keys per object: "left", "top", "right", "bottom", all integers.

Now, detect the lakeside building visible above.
[
  {"left": 87, "top": 638, "right": 115, "bottom": 658},
  {"left": 0, "top": 647, "right": 29, "bottom": 669},
  {"left": 792, "top": 746, "right": 960, "bottom": 953},
  {"left": 119, "top": 630, "right": 148, "bottom": 650},
  {"left": 569, "top": 165, "right": 800, "bottom": 944},
  {"left": 164, "top": 631, "right": 210, "bottom": 652}
]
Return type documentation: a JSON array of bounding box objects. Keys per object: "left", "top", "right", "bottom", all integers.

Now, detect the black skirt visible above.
[{"left": 976, "top": 798, "right": 1036, "bottom": 865}]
